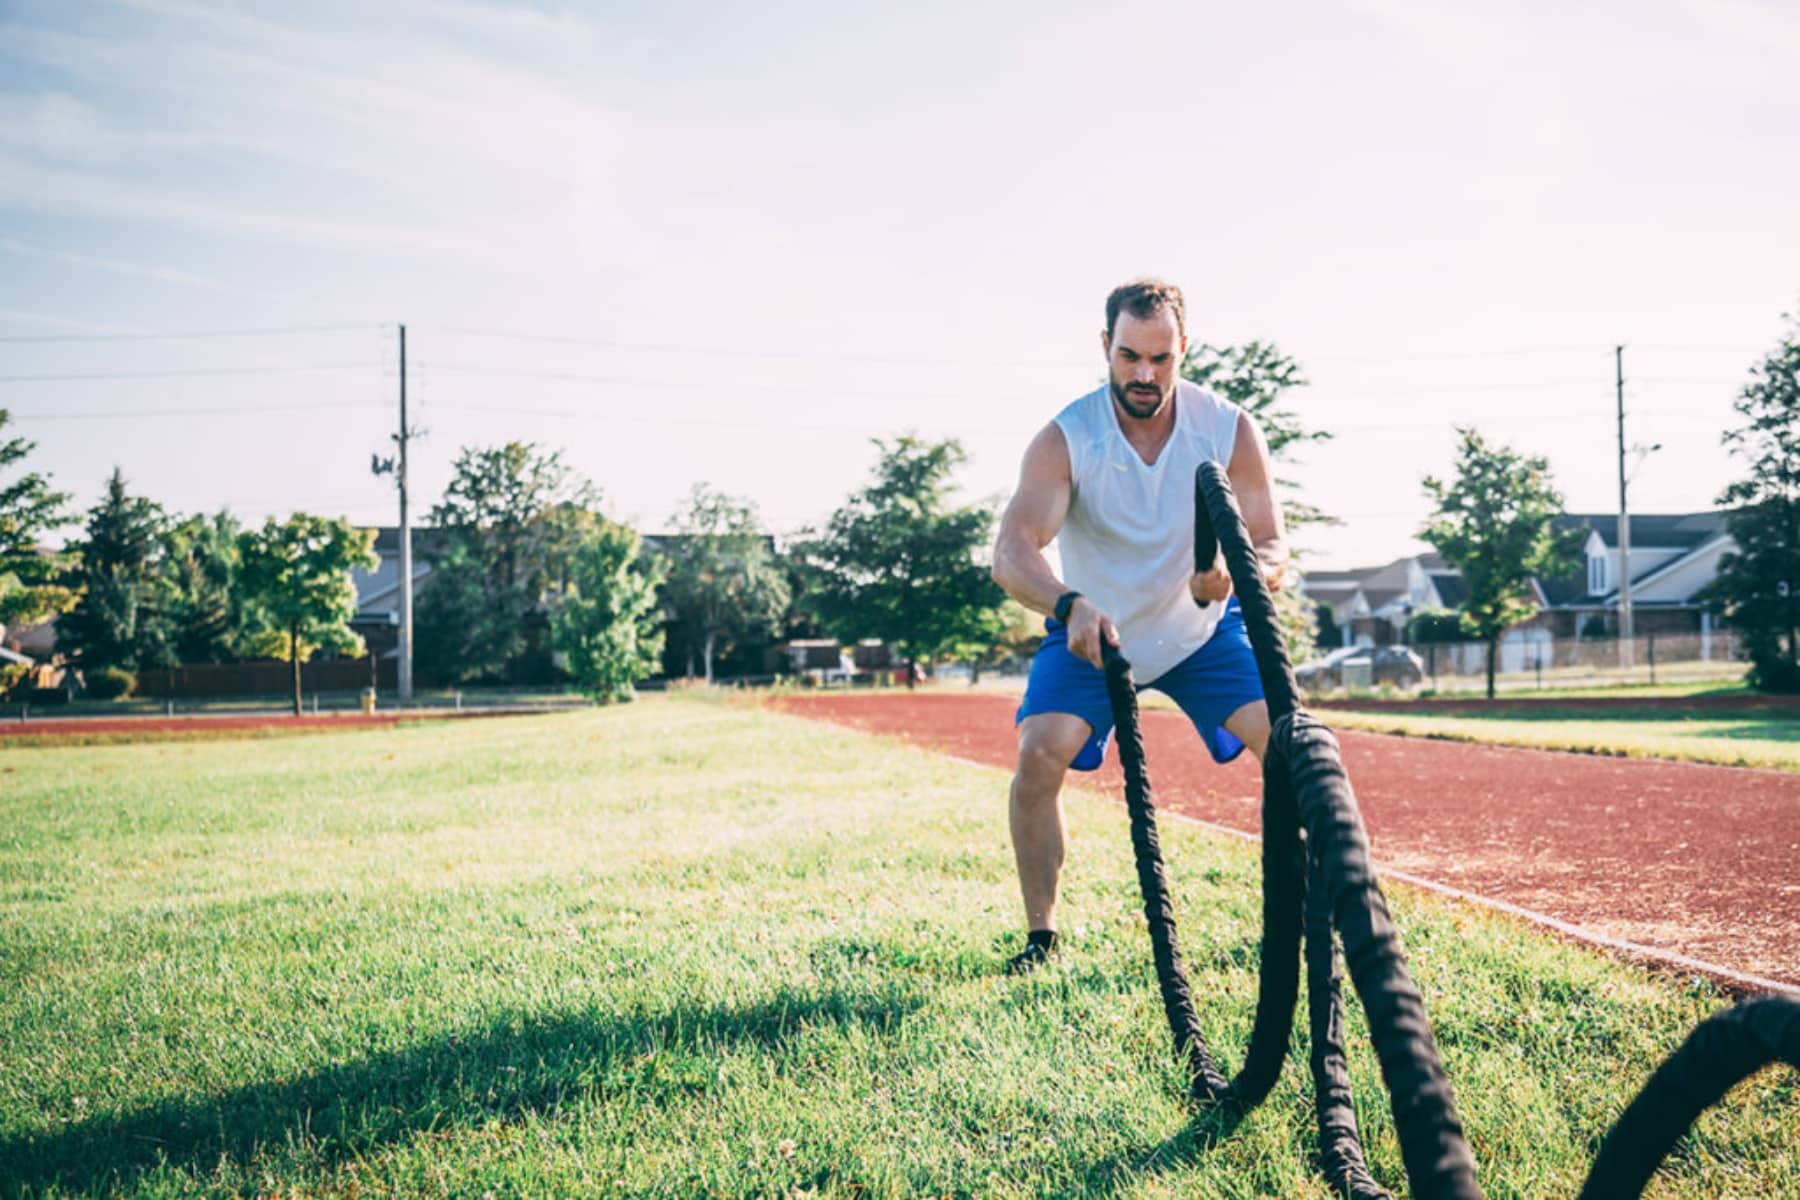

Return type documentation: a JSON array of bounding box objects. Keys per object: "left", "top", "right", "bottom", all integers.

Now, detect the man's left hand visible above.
[{"left": 1190, "top": 560, "right": 1232, "bottom": 605}]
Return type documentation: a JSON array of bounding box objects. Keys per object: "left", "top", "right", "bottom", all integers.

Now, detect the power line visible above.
[
  {"left": 425, "top": 324, "right": 1665, "bottom": 370},
  {"left": 8, "top": 401, "right": 382, "bottom": 421},
  {"left": 0, "top": 362, "right": 382, "bottom": 384},
  {"left": 0, "top": 323, "right": 380, "bottom": 344},
  {"left": 427, "top": 400, "right": 1029, "bottom": 438},
  {"left": 422, "top": 325, "right": 1097, "bottom": 370},
  {"left": 411, "top": 360, "right": 1047, "bottom": 404}
]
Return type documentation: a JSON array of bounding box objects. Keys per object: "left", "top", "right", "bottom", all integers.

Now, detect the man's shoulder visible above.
[
  {"left": 1176, "top": 378, "right": 1240, "bottom": 415},
  {"left": 1053, "top": 385, "right": 1110, "bottom": 436}
]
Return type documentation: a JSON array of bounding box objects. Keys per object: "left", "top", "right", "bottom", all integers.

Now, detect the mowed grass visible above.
[
  {"left": 1325, "top": 708, "right": 1800, "bottom": 772},
  {"left": 1, "top": 699, "right": 1795, "bottom": 1198}
]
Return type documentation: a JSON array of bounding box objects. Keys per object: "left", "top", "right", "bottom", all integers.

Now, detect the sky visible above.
[{"left": 3, "top": 0, "right": 1798, "bottom": 570}]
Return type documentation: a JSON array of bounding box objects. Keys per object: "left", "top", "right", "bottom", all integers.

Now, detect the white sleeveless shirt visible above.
[{"left": 1054, "top": 380, "right": 1243, "bottom": 682}]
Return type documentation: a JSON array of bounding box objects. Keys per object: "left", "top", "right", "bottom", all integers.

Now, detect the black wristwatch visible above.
[{"left": 1052, "top": 590, "right": 1083, "bottom": 625}]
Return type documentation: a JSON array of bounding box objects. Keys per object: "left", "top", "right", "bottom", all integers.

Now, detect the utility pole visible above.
[
  {"left": 1615, "top": 344, "right": 1634, "bottom": 671},
  {"left": 370, "top": 324, "right": 417, "bottom": 701},
  {"left": 398, "top": 324, "right": 414, "bottom": 701}
]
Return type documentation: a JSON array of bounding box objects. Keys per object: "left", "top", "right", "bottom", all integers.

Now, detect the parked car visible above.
[{"left": 1296, "top": 644, "right": 1425, "bottom": 690}]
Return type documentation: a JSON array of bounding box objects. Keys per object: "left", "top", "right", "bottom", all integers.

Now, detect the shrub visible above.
[
  {"left": 1406, "top": 608, "right": 1468, "bottom": 645},
  {"left": 85, "top": 666, "right": 138, "bottom": 700}
]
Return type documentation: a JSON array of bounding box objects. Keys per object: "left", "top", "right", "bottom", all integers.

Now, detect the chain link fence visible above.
[{"left": 1410, "top": 628, "right": 1744, "bottom": 692}]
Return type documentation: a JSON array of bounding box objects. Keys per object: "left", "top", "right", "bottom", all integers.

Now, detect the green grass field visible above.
[
  {"left": 1324, "top": 708, "right": 1800, "bottom": 772},
  {"left": 2, "top": 697, "right": 1794, "bottom": 1198}
]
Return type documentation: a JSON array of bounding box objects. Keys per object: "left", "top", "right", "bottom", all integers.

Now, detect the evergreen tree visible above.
[
  {"left": 162, "top": 511, "right": 248, "bottom": 663},
  {"left": 58, "top": 468, "right": 176, "bottom": 673},
  {"left": 0, "top": 409, "right": 75, "bottom": 633}
]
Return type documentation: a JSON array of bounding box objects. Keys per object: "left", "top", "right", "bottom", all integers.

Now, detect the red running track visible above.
[{"left": 769, "top": 691, "right": 1800, "bottom": 989}]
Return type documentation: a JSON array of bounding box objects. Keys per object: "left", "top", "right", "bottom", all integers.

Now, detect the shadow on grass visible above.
[
  {"left": 0, "top": 982, "right": 923, "bottom": 1197},
  {"left": 1074, "top": 1098, "right": 1248, "bottom": 1195}
]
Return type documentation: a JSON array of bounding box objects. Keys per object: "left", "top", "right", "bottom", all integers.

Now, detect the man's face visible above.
[{"left": 1103, "top": 308, "right": 1185, "bottom": 421}]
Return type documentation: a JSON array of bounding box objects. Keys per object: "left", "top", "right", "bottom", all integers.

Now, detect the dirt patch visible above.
[{"left": 769, "top": 691, "right": 1800, "bottom": 988}]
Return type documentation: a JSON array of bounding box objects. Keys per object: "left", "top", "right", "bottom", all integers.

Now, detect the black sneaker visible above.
[{"left": 1005, "top": 934, "right": 1059, "bottom": 975}]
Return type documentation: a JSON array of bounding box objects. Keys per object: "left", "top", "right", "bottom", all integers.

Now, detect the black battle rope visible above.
[
  {"left": 1575, "top": 994, "right": 1800, "bottom": 1200},
  {"left": 1101, "top": 641, "right": 1306, "bottom": 1109},
  {"left": 1197, "top": 461, "right": 1389, "bottom": 1197},
  {"left": 1201, "top": 460, "right": 1478, "bottom": 1198},
  {"left": 1102, "top": 457, "right": 1798, "bottom": 1199},
  {"left": 1305, "top": 851, "right": 1389, "bottom": 1200}
]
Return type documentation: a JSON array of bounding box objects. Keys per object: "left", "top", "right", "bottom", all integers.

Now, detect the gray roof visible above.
[
  {"left": 1427, "top": 572, "right": 1468, "bottom": 608},
  {"left": 368, "top": 526, "right": 451, "bottom": 559},
  {"left": 1554, "top": 512, "right": 1727, "bottom": 551}
]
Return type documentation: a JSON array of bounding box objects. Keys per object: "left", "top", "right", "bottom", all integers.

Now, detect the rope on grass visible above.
[
  {"left": 1106, "top": 457, "right": 1799, "bottom": 1199},
  {"left": 1576, "top": 995, "right": 1800, "bottom": 1200}
]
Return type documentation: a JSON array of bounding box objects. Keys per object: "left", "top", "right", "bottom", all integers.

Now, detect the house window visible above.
[{"left": 1588, "top": 554, "right": 1607, "bottom": 595}]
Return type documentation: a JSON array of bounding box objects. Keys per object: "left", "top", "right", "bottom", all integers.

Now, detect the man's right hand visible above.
[{"left": 1064, "top": 596, "right": 1121, "bottom": 669}]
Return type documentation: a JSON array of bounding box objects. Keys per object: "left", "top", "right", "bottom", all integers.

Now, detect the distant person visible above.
[{"left": 989, "top": 278, "right": 1289, "bottom": 974}]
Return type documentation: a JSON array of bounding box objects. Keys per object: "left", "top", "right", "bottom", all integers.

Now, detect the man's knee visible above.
[{"left": 1014, "top": 715, "right": 1089, "bottom": 795}]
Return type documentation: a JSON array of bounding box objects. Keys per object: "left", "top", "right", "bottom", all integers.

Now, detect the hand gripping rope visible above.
[{"left": 1098, "top": 460, "right": 1800, "bottom": 1199}]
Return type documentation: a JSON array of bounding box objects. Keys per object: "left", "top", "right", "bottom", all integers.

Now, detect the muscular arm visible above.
[
  {"left": 1192, "top": 411, "right": 1291, "bottom": 601},
  {"left": 1227, "top": 410, "right": 1290, "bottom": 589},
  {"left": 992, "top": 423, "right": 1119, "bottom": 665}
]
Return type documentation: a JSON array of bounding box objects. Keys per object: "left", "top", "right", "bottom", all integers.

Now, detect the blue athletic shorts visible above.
[{"left": 1015, "top": 598, "right": 1264, "bottom": 771}]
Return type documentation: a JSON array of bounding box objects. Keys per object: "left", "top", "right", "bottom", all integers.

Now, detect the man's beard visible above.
[{"left": 1111, "top": 376, "right": 1171, "bottom": 420}]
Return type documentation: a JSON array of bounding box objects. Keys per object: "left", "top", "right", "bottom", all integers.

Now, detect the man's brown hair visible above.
[{"left": 1104, "top": 278, "right": 1186, "bottom": 341}]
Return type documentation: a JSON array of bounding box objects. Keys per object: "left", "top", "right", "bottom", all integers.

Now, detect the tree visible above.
[
  {"left": 793, "top": 435, "right": 1005, "bottom": 684},
  {"left": 418, "top": 442, "right": 599, "bottom": 684},
  {"left": 658, "top": 484, "right": 790, "bottom": 683},
  {"left": 57, "top": 468, "right": 177, "bottom": 673},
  {"left": 1704, "top": 309, "right": 1800, "bottom": 692},
  {"left": 161, "top": 511, "right": 249, "bottom": 663},
  {"left": 551, "top": 518, "right": 665, "bottom": 703},
  {"left": 1421, "top": 429, "right": 1581, "bottom": 698},
  {"left": 1181, "top": 341, "right": 1334, "bottom": 658},
  {"left": 0, "top": 409, "right": 75, "bottom": 632},
  {"left": 1404, "top": 607, "right": 1468, "bottom": 646},
  {"left": 950, "top": 596, "right": 1041, "bottom": 684},
  {"left": 237, "top": 513, "right": 377, "bottom": 715}
]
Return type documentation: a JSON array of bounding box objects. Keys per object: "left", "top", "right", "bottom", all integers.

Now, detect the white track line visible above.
[{"left": 939, "top": 752, "right": 1800, "bottom": 1000}]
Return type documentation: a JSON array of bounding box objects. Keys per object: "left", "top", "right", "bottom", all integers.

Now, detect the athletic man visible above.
[{"left": 990, "top": 278, "right": 1289, "bottom": 974}]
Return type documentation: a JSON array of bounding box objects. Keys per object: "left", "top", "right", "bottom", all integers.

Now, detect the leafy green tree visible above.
[
  {"left": 418, "top": 442, "right": 599, "bottom": 683},
  {"left": 57, "top": 468, "right": 177, "bottom": 673},
  {"left": 161, "top": 511, "right": 248, "bottom": 663},
  {"left": 1704, "top": 309, "right": 1800, "bottom": 692},
  {"left": 1421, "top": 429, "right": 1581, "bottom": 698},
  {"left": 658, "top": 484, "right": 790, "bottom": 683},
  {"left": 1404, "top": 607, "right": 1468, "bottom": 645},
  {"left": 551, "top": 518, "right": 665, "bottom": 703},
  {"left": 0, "top": 409, "right": 75, "bottom": 632},
  {"left": 237, "top": 513, "right": 377, "bottom": 715},
  {"left": 949, "top": 596, "right": 1040, "bottom": 684},
  {"left": 1181, "top": 340, "right": 1334, "bottom": 658},
  {"left": 793, "top": 435, "right": 1005, "bottom": 684}
]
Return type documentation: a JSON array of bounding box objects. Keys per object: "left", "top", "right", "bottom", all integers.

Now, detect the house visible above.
[
  {"left": 1534, "top": 512, "right": 1732, "bottom": 639},
  {"left": 350, "top": 526, "right": 445, "bottom": 659},
  {"left": 1301, "top": 552, "right": 1466, "bottom": 647},
  {"left": 1298, "top": 510, "right": 1735, "bottom": 665}
]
